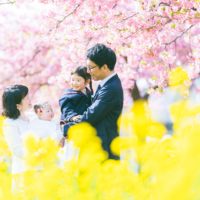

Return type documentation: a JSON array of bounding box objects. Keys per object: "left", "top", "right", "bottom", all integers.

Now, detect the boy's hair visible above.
[
  {"left": 34, "top": 101, "right": 49, "bottom": 114},
  {"left": 71, "top": 66, "right": 93, "bottom": 95},
  {"left": 86, "top": 44, "right": 116, "bottom": 71}
]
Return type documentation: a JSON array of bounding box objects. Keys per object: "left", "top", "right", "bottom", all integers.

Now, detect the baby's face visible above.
[{"left": 38, "top": 104, "right": 54, "bottom": 121}]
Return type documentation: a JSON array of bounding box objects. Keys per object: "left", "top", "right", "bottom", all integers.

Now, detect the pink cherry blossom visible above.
[{"left": 1, "top": 0, "right": 200, "bottom": 110}]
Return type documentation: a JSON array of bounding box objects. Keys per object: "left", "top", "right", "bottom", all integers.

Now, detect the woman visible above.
[{"left": 2, "top": 85, "right": 42, "bottom": 193}]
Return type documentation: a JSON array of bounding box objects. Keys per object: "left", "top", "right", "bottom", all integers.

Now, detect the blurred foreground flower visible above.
[
  {"left": 169, "top": 66, "right": 191, "bottom": 97},
  {"left": 1, "top": 101, "right": 200, "bottom": 199}
]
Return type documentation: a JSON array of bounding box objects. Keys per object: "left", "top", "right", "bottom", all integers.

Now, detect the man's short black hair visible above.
[{"left": 86, "top": 44, "right": 116, "bottom": 71}]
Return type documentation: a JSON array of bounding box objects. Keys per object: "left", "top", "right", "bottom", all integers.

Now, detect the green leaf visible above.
[{"left": 171, "top": 23, "right": 176, "bottom": 28}]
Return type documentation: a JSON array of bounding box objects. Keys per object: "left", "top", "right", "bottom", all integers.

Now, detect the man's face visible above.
[{"left": 86, "top": 59, "right": 105, "bottom": 81}]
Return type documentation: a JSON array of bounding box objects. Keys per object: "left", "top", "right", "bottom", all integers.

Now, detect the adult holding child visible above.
[
  {"left": 62, "top": 44, "right": 124, "bottom": 160},
  {"left": 2, "top": 85, "right": 43, "bottom": 192}
]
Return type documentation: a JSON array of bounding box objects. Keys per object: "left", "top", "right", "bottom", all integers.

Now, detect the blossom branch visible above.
[
  {"left": 99, "top": 12, "right": 139, "bottom": 30},
  {"left": 21, "top": 71, "right": 42, "bottom": 77},
  {"left": 85, "top": 37, "right": 92, "bottom": 49},
  {"left": 118, "top": 12, "right": 139, "bottom": 23},
  {"left": 112, "top": 3, "right": 117, "bottom": 9},
  {"left": 159, "top": 2, "right": 171, "bottom": 6},
  {"left": 163, "top": 25, "right": 193, "bottom": 46},
  {"left": 155, "top": 14, "right": 170, "bottom": 19},
  {"left": 125, "top": 25, "right": 144, "bottom": 39},
  {"left": 125, "top": 14, "right": 172, "bottom": 40},
  {"left": 0, "top": 49, "right": 41, "bottom": 84},
  {"left": 0, "top": 1, "right": 15, "bottom": 4},
  {"left": 49, "top": 4, "right": 80, "bottom": 33},
  {"left": 20, "top": 49, "right": 41, "bottom": 71}
]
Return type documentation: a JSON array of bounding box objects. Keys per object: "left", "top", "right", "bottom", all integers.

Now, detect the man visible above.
[{"left": 64, "top": 44, "right": 123, "bottom": 160}]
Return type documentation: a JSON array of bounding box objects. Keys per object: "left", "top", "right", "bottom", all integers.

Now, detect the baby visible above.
[{"left": 28, "top": 101, "right": 65, "bottom": 147}]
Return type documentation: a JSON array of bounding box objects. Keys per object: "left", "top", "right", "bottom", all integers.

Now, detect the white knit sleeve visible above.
[{"left": 2, "top": 119, "right": 28, "bottom": 159}]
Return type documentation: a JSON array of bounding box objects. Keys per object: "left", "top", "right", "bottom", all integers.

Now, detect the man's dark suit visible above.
[{"left": 63, "top": 74, "right": 123, "bottom": 159}]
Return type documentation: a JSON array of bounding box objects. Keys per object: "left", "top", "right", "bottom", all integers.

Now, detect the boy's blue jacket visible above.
[{"left": 59, "top": 87, "right": 92, "bottom": 122}]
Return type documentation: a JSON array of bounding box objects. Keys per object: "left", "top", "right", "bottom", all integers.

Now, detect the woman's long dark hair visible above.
[
  {"left": 2, "top": 85, "right": 28, "bottom": 119},
  {"left": 71, "top": 66, "right": 93, "bottom": 95}
]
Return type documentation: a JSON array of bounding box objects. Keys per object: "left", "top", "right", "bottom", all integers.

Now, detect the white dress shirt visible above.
[
  {"left": 81, "top": 88, "right": 87, "bottom": 95},
  {"left": 99, "top": 72, "right": 116, "bottom": 87},
  {"left": 2, "top": 112, "right": 43, "bottom": 175}
]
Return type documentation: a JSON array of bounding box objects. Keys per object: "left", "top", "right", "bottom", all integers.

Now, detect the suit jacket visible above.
[
  {"left": 63, "top": 74, "right": 123, "bottom": 159},
  {"left": 59, "top": 87, "right": 92, "bottom": 122}
]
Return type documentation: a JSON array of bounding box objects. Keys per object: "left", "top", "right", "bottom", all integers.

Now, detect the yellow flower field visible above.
[{"left": 1, "top": 98, "right": 200, "bottom": 199}]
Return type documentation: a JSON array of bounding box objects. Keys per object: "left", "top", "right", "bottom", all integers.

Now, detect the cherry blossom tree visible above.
[
  {"left": 0, "top": 2, "right": 66, "bottom": 116},
  {"left": 38, "top": 0, "right": 200, "bottom": 100},
  {"left": 1, "top": 0, "right": 200, "bottom": 109}
]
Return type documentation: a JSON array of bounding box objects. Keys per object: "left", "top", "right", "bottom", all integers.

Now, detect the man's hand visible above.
[
  {"left": 59, "top": 138, "right": 65, "bottom": 148},
  {"left": 71, "top": 115, "right": 82, "bottom": 121}
]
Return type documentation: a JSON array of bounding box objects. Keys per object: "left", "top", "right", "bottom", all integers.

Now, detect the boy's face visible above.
[{"left": 38, "top": 104, "right": 54, "bottom": 121}]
